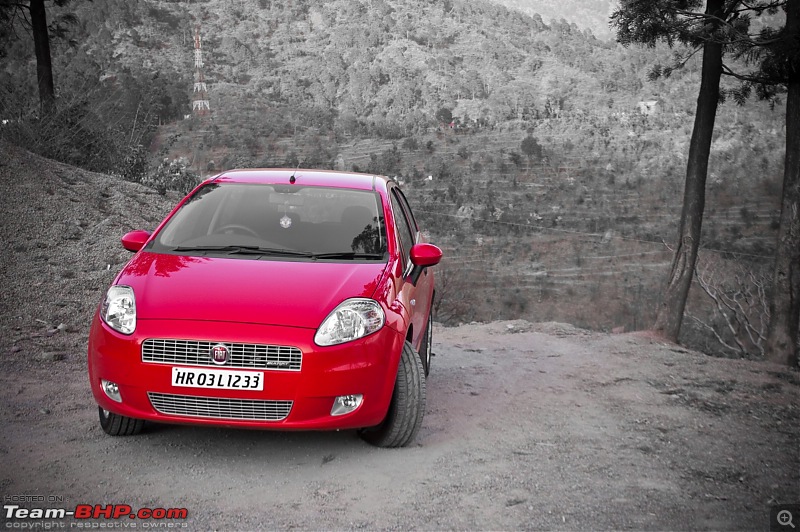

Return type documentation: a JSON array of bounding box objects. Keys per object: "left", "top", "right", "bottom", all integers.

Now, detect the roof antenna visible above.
[{"left": 289, "top": 160, "right": 300, "bottom": 184}]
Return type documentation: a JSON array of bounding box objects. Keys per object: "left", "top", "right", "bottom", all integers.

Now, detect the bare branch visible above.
[
  {"left": 687, "top": 313, "right": 743, "bottom": 354},
  {"left": 692, "top": 255, "right": 771, "bottom": 358}
]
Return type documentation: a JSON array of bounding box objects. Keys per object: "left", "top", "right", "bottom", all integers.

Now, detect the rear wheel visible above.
[
  {"left": 98, "top": 407, "right": 144, "bottom": 436},
  {"left": 360, "top": 341, "right": 426, "bottom": 448}
]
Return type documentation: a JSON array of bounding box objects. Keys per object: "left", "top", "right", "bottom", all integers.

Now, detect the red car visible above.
[{"left": 88, "top": 169, "right": 441, "bottom": 447}]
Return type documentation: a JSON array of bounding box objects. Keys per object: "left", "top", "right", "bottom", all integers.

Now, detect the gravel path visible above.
[{"left": 1, "top": 321, "right": 798, "bottom": 530}]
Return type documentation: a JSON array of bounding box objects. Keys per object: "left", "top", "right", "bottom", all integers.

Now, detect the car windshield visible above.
[{"left": 148, "top": 183, "right": 387, "bottom": 260}]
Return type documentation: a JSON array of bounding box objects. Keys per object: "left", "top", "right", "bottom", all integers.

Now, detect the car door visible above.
[{"left": 389, "top": 185, "right": 432, "bottom": 352}]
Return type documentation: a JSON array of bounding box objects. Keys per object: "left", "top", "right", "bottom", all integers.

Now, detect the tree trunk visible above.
[
  {"left": 29, "top": 0, "right": 55, "bottom": 112},
  {"left": 653, "top": 0, "right": 725, "bottom": 341},
  {"left": 765, "top": 1, "right": 800, "bottom": 367}
]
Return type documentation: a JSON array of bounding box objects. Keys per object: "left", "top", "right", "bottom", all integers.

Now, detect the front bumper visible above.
[{"left": 87, "top": 315, "right": 405, "bottom": 430}]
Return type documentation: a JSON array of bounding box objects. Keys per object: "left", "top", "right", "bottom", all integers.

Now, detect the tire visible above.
[
  {"left": 98, "top": 406, "right": 144, "bottom": 436},
  {"left": 419, "top": 310, "right": 433, "bottom": 377},
  {"left": 360, "top": 341, "right": 426, "bottom": 448}
]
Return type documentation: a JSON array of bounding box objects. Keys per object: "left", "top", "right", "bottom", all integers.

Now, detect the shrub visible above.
[
  {"left": 142, "top": 158, "right": 200, "bottom": 195},
  {"left": 402, "top": 137, "right": 419, "bottom": 151},
  {"left": 521, "top": 135, "right": 543, "bottom": 160}
]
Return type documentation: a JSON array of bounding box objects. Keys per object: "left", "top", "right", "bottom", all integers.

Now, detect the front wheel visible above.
[
  {"left": 98, "top": 407, "right": 144, "bottom": 436},
  {"left": 359, "top": 341, "right": 426, "bottom": 448}
]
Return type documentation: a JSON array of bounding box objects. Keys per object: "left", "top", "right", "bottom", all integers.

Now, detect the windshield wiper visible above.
[
  {"left": 172, "top": 245, "right": 313, "bottom": 257},
  {"left": 171, "top": 246, "right": 384, "bottom": 260},
  {"left": 310, "top": 251, "right": 386, "bottom": 260}
]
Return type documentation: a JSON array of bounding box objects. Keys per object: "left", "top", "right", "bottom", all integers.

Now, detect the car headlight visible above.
[
  {"left": 314, "top": 298, "right": 385, "bottom": 346},
  {"left": 101, "top": 285, "right": 136, "bottom": 335}
]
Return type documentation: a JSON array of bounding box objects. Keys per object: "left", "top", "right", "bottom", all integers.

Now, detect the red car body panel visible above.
[
  {"left": 88, "top": 318, "right": 406, "bottom": 430},
  {"left": 120, "top": 252, "right": 389, "bottom": 328},
  {"left": 88, "top": 169, "right": 437, "bottom": 432}
]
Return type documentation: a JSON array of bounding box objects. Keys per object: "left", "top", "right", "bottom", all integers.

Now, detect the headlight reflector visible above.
[
  {"left": 101, "top": 285, "right": 136, "bottom": 335},
  {"left": 315, "top": 298, "right": 384, "bottom": 346}
]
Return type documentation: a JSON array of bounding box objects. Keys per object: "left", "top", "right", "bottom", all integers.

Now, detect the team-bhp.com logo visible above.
[{"left": 4, "top": 504, "right": 188, "bottom": 526}]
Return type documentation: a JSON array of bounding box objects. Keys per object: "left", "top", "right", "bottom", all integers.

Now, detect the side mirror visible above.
[
  {"left": 407, "top": 243, "right": 443, "bottom": 285},
  {"left": 121, "top": 230, "right": 151, "bottom": 252}
]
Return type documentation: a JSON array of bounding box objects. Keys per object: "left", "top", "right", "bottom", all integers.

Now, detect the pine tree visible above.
[
  {"left": 0, "top": 0, "right": 80, "bottom": 112},
  {"left": 749, "top": 2, "right": 800, "bottom": 367},
  {"left": 612, "top": 0, "right": 787, "bottom": 343}
]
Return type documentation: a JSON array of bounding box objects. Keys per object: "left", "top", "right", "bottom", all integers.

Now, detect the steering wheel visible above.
[{"left": 214, "top": 224, "right": 260, "bottom": 238}]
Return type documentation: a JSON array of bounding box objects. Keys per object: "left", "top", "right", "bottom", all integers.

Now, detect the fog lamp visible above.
[
  {"left": 101, "top": 379, "right": 122, "bottom": 403},
  {"left": 331, "top": 394, "right": 363, "bottom": 416}
]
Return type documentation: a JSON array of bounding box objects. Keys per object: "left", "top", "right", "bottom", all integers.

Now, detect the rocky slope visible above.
[{"left": 0, "top": 140, "right": 180, "bottom": 363}]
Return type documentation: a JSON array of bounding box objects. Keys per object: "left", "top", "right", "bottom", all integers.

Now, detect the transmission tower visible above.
[{"left": 191, "top": 25, "right": 210, "bottom": 116}]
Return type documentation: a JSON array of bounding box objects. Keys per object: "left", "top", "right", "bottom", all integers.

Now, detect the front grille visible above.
[
  {"left": 148, "top": 392, "right": 292, "bottom": 421},
  {"left": 142, "top": 339, "right": 302, "bottom": 371}
]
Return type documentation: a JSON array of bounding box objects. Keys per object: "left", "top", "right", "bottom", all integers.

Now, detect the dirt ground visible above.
[
  {"left": 0, "top": 322, "right": 798, "bottom": 530},
  {"left": 1, "top": 142, "right": 798, "bottom": 530}
]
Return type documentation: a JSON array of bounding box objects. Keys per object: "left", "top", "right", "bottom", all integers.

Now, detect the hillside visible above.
[
  {"left": 488, "top": 0, "right": 615, "bottom": 39},
  {"left": 0, "top": 0, "right": 787, "bottom": 356},
  {"left": 4, "top": 0, "right": 687, "bottom": 135},
  {"left": 0, "top": 140, "right": 179, "bottom": 360},
  {"left": 0, "top": 142, "right": 797, "bottom": 530}
]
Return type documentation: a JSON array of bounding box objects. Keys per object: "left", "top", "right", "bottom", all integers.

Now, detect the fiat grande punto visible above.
[{"left": 88, "top": 169, "right": 441, "bottom": 447}]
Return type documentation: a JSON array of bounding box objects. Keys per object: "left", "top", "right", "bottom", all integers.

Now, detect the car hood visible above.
[{"left": 117, "top": 252, "right": 389, "bottom": 329}]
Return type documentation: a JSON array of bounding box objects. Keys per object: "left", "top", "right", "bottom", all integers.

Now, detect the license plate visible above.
[{"left": 171, "top": 367, "right": 263, "bottom": 391}]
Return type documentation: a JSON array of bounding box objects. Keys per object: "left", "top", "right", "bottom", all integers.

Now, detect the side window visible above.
[
  {"left": 390, "top": 190, "right": 415, "bottom": 267},
  {"left": 394, "top": 188, "right": 419, "bottom": 233}
]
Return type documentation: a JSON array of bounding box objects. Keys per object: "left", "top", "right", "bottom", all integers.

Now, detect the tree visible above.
[
  {"left": 28, "top": 0, "right": 53, "bottom": 110},
  {"left": 520, "top": 135, "right": 543, "bottom": 164},
  {"left": 752, "top": 2, "right": 800, "bottom": 366},
  {"left": 0, "top": 0, "right": 80, "bottom": 112},
  {"left": 611, "top": 0, "right": 783, "bottom": 343},
  {"left": 613, "top": 0, "right": 727, "bottom": 342},
  {"left": 435, "top": 106, "right": 453, "bottom": 124}
]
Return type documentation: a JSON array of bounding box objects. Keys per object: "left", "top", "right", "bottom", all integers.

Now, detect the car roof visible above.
[{"left": 207, "top": 168, "right": 393, "bottom": 192}]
